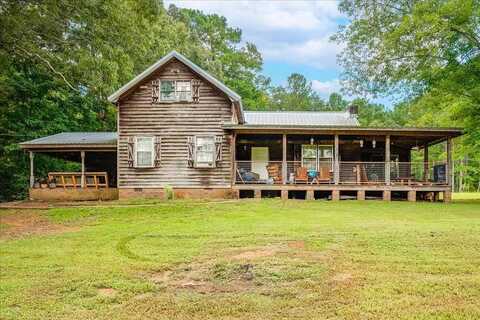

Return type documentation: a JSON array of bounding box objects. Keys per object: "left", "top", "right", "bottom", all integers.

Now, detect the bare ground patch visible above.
[
  {"left": 0, "top": 210, "right": 79, "bottom": 239},
  {"left": 97, "top": 288, "right": 117, "bottom": 298},
  {"left": 145, "top": 242, "right": 346, "bottom": 295}
]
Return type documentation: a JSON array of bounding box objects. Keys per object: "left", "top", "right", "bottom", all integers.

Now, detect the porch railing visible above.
[{"left": 234, "top": 161, "right": 449, "bottom": 186}]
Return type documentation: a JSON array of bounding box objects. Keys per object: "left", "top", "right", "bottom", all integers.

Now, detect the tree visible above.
[
  {"left": 267, "top": 73, "right": 327, "bottom": 111},
  {"left": 167, "top": 5, "right": 268, "bottom": 109},
  {"left": 334, "top": 0, "right": 480, "bottom": 190},
  {"left": 0, "top": 0, "right": 267, "bottom": 201}
]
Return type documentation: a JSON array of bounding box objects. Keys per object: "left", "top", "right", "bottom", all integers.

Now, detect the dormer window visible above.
[{"left": 157, "top": 80, "right": 192, "bottom": 102}]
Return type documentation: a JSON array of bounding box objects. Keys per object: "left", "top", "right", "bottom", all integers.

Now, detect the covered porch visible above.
[
  {"left": 20, "top": 132, "right": 118, "bottom": 201},
  {"left": 229, "top": 127, "right": 462, "bottom": 201}
]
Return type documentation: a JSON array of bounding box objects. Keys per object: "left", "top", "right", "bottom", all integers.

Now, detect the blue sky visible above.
[{"left": 164, "top": 0, "right": 394, "bottom": 107}]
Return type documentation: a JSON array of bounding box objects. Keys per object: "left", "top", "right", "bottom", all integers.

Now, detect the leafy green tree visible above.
[
  {"left": 268, "top": 73, "right": 327, "bottom": 111},
  {"left": 167, "top": 5, "right": 268, "bottom": 109},
  {"left": 334, "top": 0, "right": 480, "bottom": 190}
]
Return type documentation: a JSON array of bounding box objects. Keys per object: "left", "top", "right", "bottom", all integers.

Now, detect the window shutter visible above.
[
  {"left": 127, "top": 137, "right": 134, "bottom": 168},
  {"left": 192, "top": 79, "right": 201, "bottom": 103},
  {"left": 152, "top": 80, "right": 160, "bottom": 103},
  {"left": 154, "top": 136, "right": 162, "bottom": 167},
  {"left": 215, "top": 136, "right": 223, "bottom": 164},
  {"left": 187, "top": 136, "right": 195, "bottom": 168}
]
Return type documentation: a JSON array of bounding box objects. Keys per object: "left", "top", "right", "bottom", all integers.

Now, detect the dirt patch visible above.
[
  {"left": 0, "top": 210, "right": 79, "bottom": 239},
  {"left": 332, "top": 273, "right": 353, "bottom": 282},
  {"left": 98, "top": 288, "right": 117, "bottom": 297},
  {"left": 288, "top": 240, "right": 305, "bottom": 249},
  {"left": 0, "top": 201, "right": 49, "bottom": 210},
  {"left": 146, "top": 242, "right": 324, "bottom": 294},
  {"left": 230, "top": 245, "right": 284, "bottom": 260},
  {"left": 150, "top": 270, "right": 172, "bottom": 284}
]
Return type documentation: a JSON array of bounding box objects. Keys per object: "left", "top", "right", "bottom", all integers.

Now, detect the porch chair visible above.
[
  {"left": 318, "top": 166, "right": 331, "bottom": 183},
  {"left": 295, "top": 167, "right": 308, "bottom": 184},
  {"left": 266, "top": 163, "right": 282, "bottom": 184}
]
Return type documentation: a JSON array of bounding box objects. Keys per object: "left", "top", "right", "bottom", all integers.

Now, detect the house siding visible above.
[{"left": 118, "top": 58, "right": 234, "bottom": 189}]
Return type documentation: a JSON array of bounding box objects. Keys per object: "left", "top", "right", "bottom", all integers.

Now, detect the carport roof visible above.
[{"left": 20, "top": 132, "right": 117, "bottom": 151}]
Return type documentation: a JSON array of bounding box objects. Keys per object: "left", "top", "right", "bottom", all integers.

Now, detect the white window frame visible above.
[
  {"left": 134, "top": 136, "right": 154, "bottom": 168},
  {"left": 195, "top": 135, "right": 216, "bottom": 168},
  {"left": 159, "top": 80, "right": 192, "bottom": 102},
  {"left": 318, "top": 145, "right": 334, "bottom": 170},
  {"left": 301, "top": 144, "right": 333, "bottom": 170}
]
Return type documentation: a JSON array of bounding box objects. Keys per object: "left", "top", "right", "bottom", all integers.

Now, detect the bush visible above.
[{"left": 164, "top": 185, "right": 174, "bottom": 200}]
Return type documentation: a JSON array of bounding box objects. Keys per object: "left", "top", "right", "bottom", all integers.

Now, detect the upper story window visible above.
[{"left": 159, "top": 80, "right": 192, "bottom": 102}]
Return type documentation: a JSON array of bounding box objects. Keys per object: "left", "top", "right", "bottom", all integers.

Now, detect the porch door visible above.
[{"left": 251, "top": 147, "right": 269, "bottom": 180}]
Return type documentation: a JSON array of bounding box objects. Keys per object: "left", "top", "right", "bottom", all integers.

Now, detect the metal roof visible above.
[
  {"left": 244, "top": 111, "right": 360, "bottom": 126},
  {"left": 223, "top": 124, "right": 463, "bottom": 135},
  {"left": 107, "top": 51, "right": 244, "bottom": 122},
  {"left": 20, "top": 132, "right": 117, "bottom": 149}
]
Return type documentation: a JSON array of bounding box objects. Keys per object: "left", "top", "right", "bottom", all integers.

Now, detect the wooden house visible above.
[{"left": 20, "top": 51, "right": 462, "bottom": 202}]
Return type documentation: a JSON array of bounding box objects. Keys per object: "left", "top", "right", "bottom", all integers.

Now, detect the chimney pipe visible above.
[{"left": 348, "top": 104, "right": 359, "bottom": 118}]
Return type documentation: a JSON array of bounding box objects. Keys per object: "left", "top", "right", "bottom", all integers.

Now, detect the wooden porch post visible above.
[
  {"left": 385, "top": 135, "right": 391, "bottom": 185},
  {"left": 231, "top": 132, "right": 236, "bottom": 186},
  {"left": 423, "top": 144, "right": 429, "bottom": 181},
  {"left": 81, "top": 151, "right": 86, "bottom": 188},
  {"left": 29, "top": 151, "right": 35, "bottom": 188},
  {"left": 282, "top": 134, "right": 287, "bottom": 184},
  {"left": 447, "top": 137, "right": 452, "bottom": 187},
  {"left": 334, "top": 134, "right": 339, "bottom": 185}
]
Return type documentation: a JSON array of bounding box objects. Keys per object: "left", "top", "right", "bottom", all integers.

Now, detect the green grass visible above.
[{"left": 1, "top": 197, "right": 480, "bottom": 319}]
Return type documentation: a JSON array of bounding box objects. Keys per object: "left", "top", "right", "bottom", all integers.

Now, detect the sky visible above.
[{"left": 164, "top": 0, "right": 394, "bottom": 107}]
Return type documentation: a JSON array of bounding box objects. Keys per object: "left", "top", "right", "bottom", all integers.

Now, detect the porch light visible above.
[
  {"left": 360, "top": 139, "right": 364, "bottom": 148},
  {"left": 372, "top": 139, "right": 376, "bottom": 148},
  {"left": 310, "top": 137, "right": 314, "bottom": 145},
  {"left": 412, "top": 140, "right": 420, "bottom": 151}
]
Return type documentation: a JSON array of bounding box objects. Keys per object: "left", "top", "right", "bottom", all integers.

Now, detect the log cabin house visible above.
[{"left": 20, "top": 51, "right": 463, "bottom": 202}]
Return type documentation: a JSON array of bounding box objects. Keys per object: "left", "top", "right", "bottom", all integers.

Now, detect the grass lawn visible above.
[{"left": 1, "top": 196, "right": 480, "bottom": 319}]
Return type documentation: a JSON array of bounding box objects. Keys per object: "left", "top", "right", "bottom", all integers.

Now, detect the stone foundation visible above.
[
  {"left": 118, "top": 188, "right": 234, "bottom": 200},
  {"left": 29, "top": 188, "right": 118, "bottom": 201}
]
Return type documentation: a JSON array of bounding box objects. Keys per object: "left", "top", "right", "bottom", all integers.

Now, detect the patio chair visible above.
[
  {"left": 295, "top": 167, "right": 308, "bottom": 184},
  {"left": 266, "top": 163, "right": 282, "bottom": 183},
  {"left": 318, "top": 166, "right": 331, "bottom": 183}
]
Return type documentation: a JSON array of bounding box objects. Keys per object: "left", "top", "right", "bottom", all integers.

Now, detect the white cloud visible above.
[
  {"left": 164, "top": 0, "right": 343, "bottom": 70},
  {"left": 263, "top": 37, "right": 343, "bottom": 70},
  {"left": 312, "top": 79, "right": 341, "bottom": 97}
]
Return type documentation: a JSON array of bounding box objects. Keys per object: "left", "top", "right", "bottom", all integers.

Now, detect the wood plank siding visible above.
[{"left": 118, "top": 58, "right": 234, "bottom": 188}]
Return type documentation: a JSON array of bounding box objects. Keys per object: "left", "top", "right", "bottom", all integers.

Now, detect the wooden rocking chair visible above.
[{"left": 295, "top": 167, "right": 308, "bottom": 184}]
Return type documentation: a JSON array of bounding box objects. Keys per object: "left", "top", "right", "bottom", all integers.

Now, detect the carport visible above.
[{"left": 19, "top": 132, "right": 118, "bottom": 201}]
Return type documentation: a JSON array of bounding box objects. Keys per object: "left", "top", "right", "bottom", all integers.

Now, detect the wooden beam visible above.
[
  {"left": 29, "top": 151, "right": 34, "bottom": 188},
  {"left": 231, "top": 132, "right": 236, "bottom": 186},
  {"left": 334, "top": 135, "right": 339, "bottom": 185},
  {"left": 423, "top": 144, "right": 429, "bottom": 181},
  {"left": 282, "top": 134, "right": 287, "bottom": 184},
  {"left": 408, "top": 190, "right": 416, "bottom": 202},
  {"left": 81, "top": 151, "right": 86, "bottom": 188},
  {"left": 385, "top": 135, "right": 391, "bottom": 185},
  {"left": 446, "top": 137, "right": 453, "bottom": 188},
  {"left": 357, "top": 190, "right": 365, "bottom": 200},
  {"left": 332, "top": 189, "right": 340, "bottom": 201},
  {"left": 383, "top": 190, "right": 391, "bottom": 201}
]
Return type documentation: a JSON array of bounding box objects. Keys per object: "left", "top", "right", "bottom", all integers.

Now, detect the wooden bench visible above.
[{"left": 48, "top": 172, "right": 109, "bottom": 189}]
